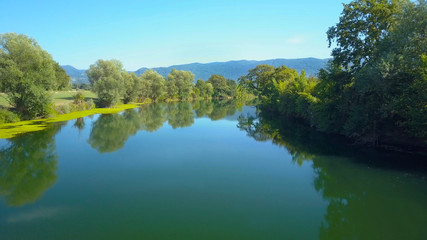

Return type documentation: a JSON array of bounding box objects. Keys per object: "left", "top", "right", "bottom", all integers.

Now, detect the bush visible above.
[
  {"left": 55, "top": 104, "right": 70, "bottom": 115},
  {"left": 72, "top": 91, "right": 85, "bottom": 105},
  {"left": 0, "top": 109, "right": 20, "bottom": 124}
]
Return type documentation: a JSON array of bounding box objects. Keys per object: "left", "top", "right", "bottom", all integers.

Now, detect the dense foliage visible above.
[
  {"left": 239, "top": 0, "right": 427, "bottom": 146},
  {"left": 0, "top": 33, "right": 70, "bottom": 119},
  {"left": 86, "top": 59, "right": 239, "bottom": 106}
]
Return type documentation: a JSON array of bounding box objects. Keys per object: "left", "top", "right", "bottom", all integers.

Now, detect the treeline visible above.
[
  {"left": 240, "top": 0, "right": 427, "bottom": 146},
  {"left": 86, "top": 59, "right": 241, "bottom": 107},
  {"left": 0, "top": 33, "right": 70, "bottom": 120},
  {"left": 0, "top": 32, "right": 248, "bottom": 123}
]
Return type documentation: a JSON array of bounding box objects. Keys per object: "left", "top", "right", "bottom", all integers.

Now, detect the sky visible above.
[{"left": 1, "top": 0, "right": 349, "bottom": 71}]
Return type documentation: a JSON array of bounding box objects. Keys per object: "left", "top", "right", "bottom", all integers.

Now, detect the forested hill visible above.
[
  {"left": 61, "top": 65, "right": 88, "bottom": 84},
  {"left": 134, "top": 58, "right": 329, "bottom": 80},
  {"left": 62, "top": 58, "right": 329, "bottom": 84}
]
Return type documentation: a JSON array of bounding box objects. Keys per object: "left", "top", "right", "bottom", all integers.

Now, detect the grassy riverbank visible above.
[
  {"left": 0, "top": 102, "right": 146, "bottom": 139},
  {"left": 0, "top": 90, "right": 97, "bottom": 108}
]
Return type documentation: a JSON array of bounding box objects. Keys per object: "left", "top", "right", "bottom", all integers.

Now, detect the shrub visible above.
[{"left": 0, "top": 109, "right": 20, "bottom": 124}]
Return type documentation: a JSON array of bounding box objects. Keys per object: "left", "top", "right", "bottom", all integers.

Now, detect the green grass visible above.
[
  {"left": 0, "top": 91, "right": 98, "bottom": 108},
  {"left": 0, "top": 102, "right": 148, "bottom": 139},
  {"left": 0, "top": 90, "right": 97, "bottom": 108},
  {"left": 51, "top": 90, "right": 97, "bottom": 105}
]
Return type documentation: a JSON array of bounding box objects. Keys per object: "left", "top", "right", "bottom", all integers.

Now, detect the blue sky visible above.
[{"left": 1, "top": 0, "right": 348, "bottom": 70}]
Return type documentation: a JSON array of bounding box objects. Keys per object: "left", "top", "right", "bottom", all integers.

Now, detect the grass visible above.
[
  {"left": 0, "top": 90, "right": 98, "bottom": 108},
  {"left": 0, "top": 102, "right": 148, "bottom": 139},
  {"left": 51, "top": 90, "right": 98, "bottom": 105}
]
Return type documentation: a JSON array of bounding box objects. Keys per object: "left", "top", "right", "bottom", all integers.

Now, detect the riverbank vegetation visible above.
[
  {"left": 239, "top": 0, "right": 427, "bottom": 148},
  {"left": 86, "top": 59, "right": 247, "bottom": 107},
  {"left": 0, "top": 33, "right": 250, "bottom": 125}
]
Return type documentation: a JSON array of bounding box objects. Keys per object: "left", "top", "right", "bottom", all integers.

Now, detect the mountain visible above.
[
  {"left": 62, "top": 58, "right": 329, "bottom": 84},
  {"left": 61, "top": 65, "right": 88, "bottom": 84},
  {"left": 135, "top": 58, "right": 329, "bottom": 80}
]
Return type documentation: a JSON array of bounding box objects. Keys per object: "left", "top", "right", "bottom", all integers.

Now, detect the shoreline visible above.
[{"left": 0, "top": 103, "right": 146, "bottom": 139}]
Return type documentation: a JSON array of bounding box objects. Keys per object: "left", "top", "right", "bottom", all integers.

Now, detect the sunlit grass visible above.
[
  {"left": 0, "top": 102, "right": 148, "bottom": 139},
  {"left": 51, "top": 90, "right": 97, "bottom": 105},
  {"left": 0, "top": 90, "right": 98, "bottom": 108}
]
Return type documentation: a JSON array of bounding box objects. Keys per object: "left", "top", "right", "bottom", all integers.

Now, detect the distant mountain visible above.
[
  {"left": 62, "top": 58, "right": 329, "bottom": 84},
  {"left": 135, "top": 58, "right": 329, "bottom": 81},
  {"left": 61, "top": 65, "right": 88, "bottom": 84}
]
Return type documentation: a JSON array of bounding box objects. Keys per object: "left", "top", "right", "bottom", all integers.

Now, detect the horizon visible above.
[
  {"left": 62, "top": 56, "right": 331, "bottom": 70},
  {"left": 1, "top": 0, "right": 349, "bottom": 71}
]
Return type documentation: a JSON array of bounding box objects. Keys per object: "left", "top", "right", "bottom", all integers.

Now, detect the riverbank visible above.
[{"left": 0, "top": 103, "right": 146, "bottom": 139}]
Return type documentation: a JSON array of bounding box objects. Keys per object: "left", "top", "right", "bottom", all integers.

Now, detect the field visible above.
[{"left": 0, "top": 91, "right": 97, "bottom": 108}]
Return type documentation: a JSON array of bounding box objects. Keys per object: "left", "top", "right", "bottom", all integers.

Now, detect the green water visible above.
[{"left": 0, "top": 101, "right": 426, "bottom": 240}]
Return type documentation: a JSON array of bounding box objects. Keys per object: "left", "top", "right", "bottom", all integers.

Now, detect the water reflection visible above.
[
  {"left": 0, "top": 123, "right": 64, "bottom": 206},
  {"left": 238, "top": 109, "right": 427, "bottom": 240},
  {"left": 88, "top": 100, "right": 241, "bottom": 153},
  {"left": 0, "top": 101, "right": 242, "bottom": 207}
]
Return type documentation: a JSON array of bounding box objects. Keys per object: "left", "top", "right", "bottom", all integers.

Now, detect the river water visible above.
[{"left": 0, "top": 101, "right": 425, "bottom": 239}]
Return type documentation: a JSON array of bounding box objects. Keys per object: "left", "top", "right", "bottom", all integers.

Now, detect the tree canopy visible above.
[
  {"left": 0, "top": 33, "right": 71, "bottom": 119},
  {"left": 238, "top": 0, "right": 427, "bottom": 147}
]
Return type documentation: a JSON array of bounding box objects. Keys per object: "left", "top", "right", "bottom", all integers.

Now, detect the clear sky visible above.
[{"left": 1, "top": 0, "right": 349, "bottom": 70}]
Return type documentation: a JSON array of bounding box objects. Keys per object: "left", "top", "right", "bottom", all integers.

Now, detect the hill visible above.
[
  {"left": 62, "top": 58, "right": 329, "bottom": 84},
  {"left": 61, "top": 65, "right": 88, "bottom": 84}
]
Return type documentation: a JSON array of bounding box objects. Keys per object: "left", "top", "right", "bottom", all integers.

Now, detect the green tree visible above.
[
  {"left": 0, "top": 33, "right": 66, "bottom": 119},
  {"left": 167, "top": 69, "right": 194, "bottom": 100},
  {"left": 54, "top": 62, "right": 71, "bottom": 90},
  {"left": 195, "top": 79, "right": 214, "bottom": 99},
  {"left": 207, "top": 74, "right": 229, "bottom": 98},
  {"left": 122, "top": 72, "right": 139, "bottom": 104},
  {"left": 226, "top": 79, "right": 238, "bottom": 97},
  {"left": 327, "top": 0, "right": 406, "bottom": 70},
  {"left": 238, "top": 65, "right": 275, "bottom": 96},
  {"left": 87, "top": 59, "right": 125, "bottom": 107},
  {"left": 140, "top": 70, "right": 167, "bottom": 101}
]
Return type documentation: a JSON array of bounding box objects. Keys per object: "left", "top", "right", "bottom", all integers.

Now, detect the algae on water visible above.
[{"left": 0, "top": 104, "right": 143, "bottom": 139}]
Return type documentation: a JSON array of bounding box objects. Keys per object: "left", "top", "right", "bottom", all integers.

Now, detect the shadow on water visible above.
[
  {"left": 238, "top": 107, "right": 427, "bottom": 240},
  {"left": 0, "top": 122, "right": 64, "bottom": 207}
]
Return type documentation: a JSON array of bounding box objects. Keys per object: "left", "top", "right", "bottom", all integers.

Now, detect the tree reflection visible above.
[
  {"left": 166, "top": 102, "right": 194, "bottom": 129},
  {"left": 193, "top": 101, "right": 214, "bottom": 118},
  {"left": 88, "top": 101, "right": 251, "bottom": 153},
  {"left": 238, "top": 107, "right": 427, "bottom": 239},
  {"left": 208, "top": 100, "right": 238, "bottom": 120},
  {"left": 88, "top": 110, "right": 143, "bottom": 153},
  {"left": 0, "top": 123, "right": 63, "bottom": 207},
  {"left": 73, "top": 117, "right": 85, "bottom": 132},
  {"left": 138, "top": 103, "right": 167, "bottom": 132}
]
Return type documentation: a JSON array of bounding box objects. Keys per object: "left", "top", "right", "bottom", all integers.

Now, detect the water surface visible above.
[{"left": 0, "top": 101, "right": 426, "bottom": 239}]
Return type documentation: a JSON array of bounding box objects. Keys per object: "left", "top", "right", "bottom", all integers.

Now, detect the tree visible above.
[
  {"left": 167, "top": 69, "right": 194, "bottom": 100},
  {"left": 238, "top": 65, "right": 275, "bottom": 96},
  {"left": 327, "top": 0, "right": 406, "bottom": 70},
  {"left": 0, "top": 33, "right": 67, "bottom": 119},
  {"left": 140, "top": 70, "right": 167, "bottom": 101},
  {"left": 195, "top": 79, "right": 213, "bottom": 99},
  {"left": 54, "top": 62, "right": 71, "bottom": 90},
  {"left": 122, "top": 72, "right": 139, "bottom": 103},
  {"left": 207, "top": 74, "right": 229, "bottom": 98},
  {"left": 87, "top": 59, "right": 125, "bottom": 107},
  {"left": 226, "top": 79, "right": 238, "bottom": 97}
]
